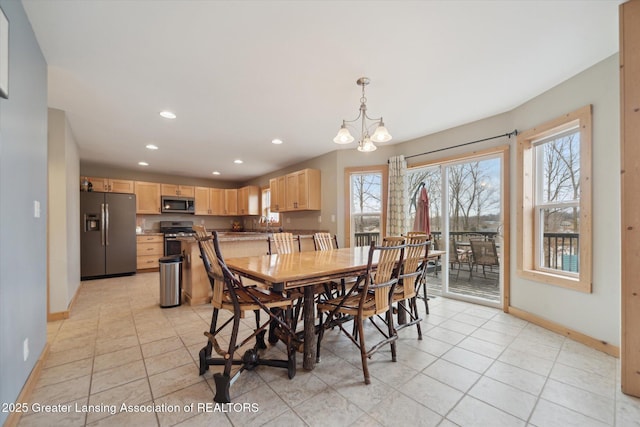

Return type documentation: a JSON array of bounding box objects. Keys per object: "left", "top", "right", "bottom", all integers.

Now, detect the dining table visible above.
[
  {"left": 225, "top": 246, "right": 445, "bottom": 371},
  {"left": 225, "top": 246, "right": 376, "bottom": 370}
]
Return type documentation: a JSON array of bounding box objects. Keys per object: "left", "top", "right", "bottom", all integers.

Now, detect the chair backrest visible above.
[
  {"left": 269, "top": 232, "right": 299, "bottom": 254},
  {"left": 313, "top": 232, "right": 338, "bottom": 251},
  {"left": 193, "top": 225, "right": 225, "bottom": 308},
  {"left": 449, "top": 238, "right": 460, "bottom": 262},
  {"left": 364, "top": 236, "right": 405, "bottom": 314},
  {"left": 470, "top": 239, "right": 499, "bottom": 266},
  {"left": 401, "top": 234, "right": 430, "bottom": 297},
  {"left": 464, "top": 233, "right": 486, "bottom": 242}
]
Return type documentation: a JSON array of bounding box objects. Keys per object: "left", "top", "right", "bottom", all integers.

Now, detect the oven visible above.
[{"left": 160, "top": 221, "right": 195, "bottom": 256}]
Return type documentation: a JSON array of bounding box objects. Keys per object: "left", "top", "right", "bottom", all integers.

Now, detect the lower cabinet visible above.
[{"left": 136, "top": 234, "right": 163, "bottom": 270}]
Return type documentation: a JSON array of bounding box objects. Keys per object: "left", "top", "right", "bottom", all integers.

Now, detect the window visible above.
[
  {"left": 260, "top": 187, "right": 280, "bottom": 225},
  {"left": 344, "top": 166, "right": 388, "bottom": 247},
  {"left": 517, "top": 105, "right": 592, "bottom": 292}
]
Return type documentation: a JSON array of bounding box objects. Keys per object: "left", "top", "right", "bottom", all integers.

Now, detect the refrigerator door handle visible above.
[
  {"left": 100, "top": 203, "right": 106, "bottom": 246},
  {"left": 105, "top": 203, "right": 110, "bottom": 246}
]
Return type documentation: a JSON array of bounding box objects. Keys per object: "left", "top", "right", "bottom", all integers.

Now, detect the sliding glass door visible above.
[{"left": 408, "top": 151, "right": 505, "bottom": 307}]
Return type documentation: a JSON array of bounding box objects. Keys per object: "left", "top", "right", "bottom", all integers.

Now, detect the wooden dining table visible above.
[
  {"left": 226, "top": 246, "right": 376, "bottom": 370},
  {"left": 225, "top": 246, "right": 445, "bottom": 371}
]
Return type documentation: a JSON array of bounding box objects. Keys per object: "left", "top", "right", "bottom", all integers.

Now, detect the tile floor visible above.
[{"left": 17, "top": 272, "right": 640, "bottom": 427}]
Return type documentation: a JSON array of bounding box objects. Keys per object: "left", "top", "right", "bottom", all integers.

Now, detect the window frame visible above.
[
  {"left": 516, "top": 105, "right": 592, "bottom": 292},
  {"left": 344, "top": 165, "right": 388, "bottom": 248}
]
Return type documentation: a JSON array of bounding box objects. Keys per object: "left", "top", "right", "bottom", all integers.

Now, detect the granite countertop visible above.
[{"left": 176, "top": 230, "right": 329, "bottom": 243}]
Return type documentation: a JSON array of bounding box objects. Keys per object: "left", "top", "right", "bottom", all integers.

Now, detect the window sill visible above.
[{"left": 517, "top": 268, "right": 591, "bottom": 293}]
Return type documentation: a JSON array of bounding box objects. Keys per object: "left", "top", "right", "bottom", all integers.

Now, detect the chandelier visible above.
[{"left": 333, "top": 77, "right": 392, "bottom": 152}]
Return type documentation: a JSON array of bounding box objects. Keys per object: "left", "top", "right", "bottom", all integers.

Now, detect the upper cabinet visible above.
[
  {"left": 271, "top": 168, "right": 321, "bottom": 212},
  {"left": 269, "top": 176, "right": 286, "bottom": 212},
  {"left": 135, "top": 181, "right": 161, "bottom": 214},
  {"left": 238, "top": 186, "right": 260, "bottom": 215},
  {"left": 194, "top": 186, "right": 212, "bottom": 215},
  {"left": 84, "top": 177, "right": 134, "bottom": 194},
  {"left": 161, "top": 184, "right": 195, "bottom": 198}
]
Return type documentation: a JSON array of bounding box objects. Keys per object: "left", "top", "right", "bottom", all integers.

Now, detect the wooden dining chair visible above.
[
  {"left": 313, "top": 232, "right": 338, "bottom": 251},
  {"left": 393, "top": 234, "right": 430, "bottom": 339},
  {"left": 406, "top": 232, "right": 432, "bottom": 314},
  {"left": 268, "top": 232, "right": 300, "bottom": 254},
  {"left": 193, "top": 226, "right": 297, "bottom": 403},
  {"left": 316, "top": 237, "right": 405, "bottom": 385}
]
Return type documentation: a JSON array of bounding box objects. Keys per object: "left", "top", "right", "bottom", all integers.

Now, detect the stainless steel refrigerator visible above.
[{"left": 81, "top": 192, "right": 137, "bottom": 279}]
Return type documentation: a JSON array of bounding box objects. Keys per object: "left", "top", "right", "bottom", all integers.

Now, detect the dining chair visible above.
[
  {"left": 316, "top": 237, "right": 405, "bottom": 385},
  {"left": 469, "top": 238, "right": 500, "bottom": 280},
  {"left": 313, "top": 232, "right": 338, "bottom": 251},
  {"left": 193, "top": 226, "right": 297, "bottom": 403},
  {"left": 268, "top": 232, "right": 300, "bottom": 254},
  {"left": 393, "top": 234, "right": 430, "bottom": 339},
  {"left": 405, "top": 232, "right": 432, "bottom": 314}
]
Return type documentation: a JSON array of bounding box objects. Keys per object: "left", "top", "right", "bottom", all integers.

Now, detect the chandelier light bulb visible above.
[
  {"left": 371, "top": 121, "right": 392, "bottom": 143},
  {"left": 357, "top": 137, "right": 377, "bottom": 152},
  {"left": 333, "top": 125, "right": 355, "bottom": 144}
]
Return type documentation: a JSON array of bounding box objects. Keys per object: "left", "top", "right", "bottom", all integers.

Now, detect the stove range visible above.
[{"left": 160, "top": 221, "right": 195, "bottom": 256}]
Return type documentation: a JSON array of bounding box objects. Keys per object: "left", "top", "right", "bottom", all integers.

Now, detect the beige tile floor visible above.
[{"left": 16, "top": 272, "right": 640, "bottom": 427}]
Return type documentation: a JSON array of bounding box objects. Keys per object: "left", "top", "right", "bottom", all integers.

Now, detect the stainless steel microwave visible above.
[{"left": 161, "top": 196, "right": 195, "bottom": 214}]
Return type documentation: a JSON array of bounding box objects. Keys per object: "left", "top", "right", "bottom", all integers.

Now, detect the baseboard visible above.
[
  {"left": 3, "top": 343, "right": 50, "bottom": 427},
  {"left": 508, "top": 306, "right": 620, "bottom": 357},
  {"left": 47, "top": 310, "right": 69, "bottom": 321},
  {"left": 47, "top": 281, "right": 81, "bottom": 322}
]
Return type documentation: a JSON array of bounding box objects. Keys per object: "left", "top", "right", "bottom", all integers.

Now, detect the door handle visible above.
[
  {"left": 100, "top": 204, "right": 106, "bottom": 246},
  {"left": 105, "top": 203, "right": 110, "bottom": 246}
]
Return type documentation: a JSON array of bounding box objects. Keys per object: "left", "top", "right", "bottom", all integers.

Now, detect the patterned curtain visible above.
[{"left": 387, "top": 155, "right": 408, "bottom": 236}]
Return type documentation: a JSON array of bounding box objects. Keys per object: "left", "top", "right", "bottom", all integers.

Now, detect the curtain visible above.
[{"left": 387, "top": 155, "right": 408, "bottom": 236}]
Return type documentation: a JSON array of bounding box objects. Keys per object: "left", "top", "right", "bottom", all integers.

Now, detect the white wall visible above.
[
  {"left": 0, "top": 1, "right": 48, "bottom": 424},
  {"left": 509, "top": 54, "right": 620, "bottom": 346},
  {"left": 48, "top": 108, "right": 80, "bottom": 313}
]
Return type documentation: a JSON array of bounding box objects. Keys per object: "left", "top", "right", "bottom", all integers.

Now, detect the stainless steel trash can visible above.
[{"left": 159, "top": 255, "right": 182, "bottom": 308}]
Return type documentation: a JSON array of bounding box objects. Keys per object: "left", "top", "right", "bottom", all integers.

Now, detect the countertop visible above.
[{"left": 176, "top": 230, "right": 329, "bottom": 243}]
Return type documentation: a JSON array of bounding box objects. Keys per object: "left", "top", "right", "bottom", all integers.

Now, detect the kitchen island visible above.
[{"left": 179, "top": 231, "right": 321, "bottom": 305}]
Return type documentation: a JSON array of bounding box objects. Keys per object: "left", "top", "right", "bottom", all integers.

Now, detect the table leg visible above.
[{"left": 303, "top": 285, "right": 316, "bottom": 370}]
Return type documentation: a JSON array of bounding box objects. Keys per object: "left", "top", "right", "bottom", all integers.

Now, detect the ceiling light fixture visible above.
[
  {"left": 271, "top": 138, "right": 283, "bottom": 145},
  {"left": 333, "top": 77, "right": 392, "bottom": 152},
  {"left": 234, "top": 159, "right": 243, "bottom": 164},
  {"left": 212, "top": 171, "right": 221, "bottom": 175},
  {"left": 145, "top": 144, "right": 158, "bottom": 150},
  {"left": 159, "top": 111, "right": 176, "bottom": 119},
  {"left": 138, "top": 161, "right": 149, "bottom": 166}
]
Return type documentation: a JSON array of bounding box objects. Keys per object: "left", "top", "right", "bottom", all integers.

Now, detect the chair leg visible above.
[
  {"left": 412, "top": 297, "right": 423, "bottom": 340},
  {"left": 199, "top": 308, "right": 219, "bottom": 375},
  {"left": 254, "top": 310, "right": 267, "bottom": 349},
  {"left": 357, "top": 317, "right": 370, "bottom": 385},
  {"left": 286, "top": 306, "right": 296, "bottom": 379},
  {"left": 386, "top": 310, "right": 397, "bottom": 362},
  {"left": 213, "top": 373, "right": 231, "bottom": 403},
  {"left": 421, "top": 277, "right": 429, "bottom": 315},
  {"left": 315, "top": 311, "right": 324, "bottom": 363}
]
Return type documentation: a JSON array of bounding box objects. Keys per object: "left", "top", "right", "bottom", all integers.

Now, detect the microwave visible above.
[{"left": 161, "top": 196, "right": 195, "bottom": 214}]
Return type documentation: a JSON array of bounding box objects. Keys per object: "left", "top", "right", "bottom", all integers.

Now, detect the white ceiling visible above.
[{"left": 22, "top": 0, "right": 621, "bottom": 182}]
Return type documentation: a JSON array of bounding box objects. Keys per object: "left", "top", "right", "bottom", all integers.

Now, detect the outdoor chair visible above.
[{"left": 469, "top": 238, "right": 500, "bottom": 280}]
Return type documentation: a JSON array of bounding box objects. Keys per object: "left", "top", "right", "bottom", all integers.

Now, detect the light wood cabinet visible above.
[
  {"left": 194, "top": 186, "right": 212, "bottom": 215},
  {"left": 238, "top": 186, "right": 260, "bottom": 215},
  {"left": 135, "top": 181, "right": 161, "bottom": 214},
  {"left": 84, "top": 177, "right": 134, "bottom": 194},
  {"left": 161, "top": 184, "right": 195, "bottom": 197},
  {"left": 225, "top": 189, "right": 238, "bottom": 216},
  {"left": 270, "top": 176, "right": 286, "bottom": 212},
  {"left": 285, "top": 168, "right": 321, "bottom": 211},
  {"left": 210, "top": 188, "right": 225, "bottom": 215},
  {"left": 136, "top": 234, "right": 163, "bottom": 270}
]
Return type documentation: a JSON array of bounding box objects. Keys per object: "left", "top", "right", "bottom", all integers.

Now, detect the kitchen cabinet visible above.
[
  {"left": 270, "top": 176, "right": 286, "bottom": 212},
  {"left": 161, "top": 184, "right": 195, "bottom": 197},
  {"left": 225, "top": 189, "right": 238, "bottom": 216},
  {"left": 194, "top": 186, "right": 211, "bottom": 215},
  {"left": 238, "top": 186, "right": 260, "bottom": 215},
  {"left": 135, "top": 181, "right": 161, "bottom": 214},
  {"left": 285, "top": 168, "right": 321, "bottom": 211},
  {"left": 84, "top": 177, "right": 134, "bottom": 193},
  {"left": 136, "top": 234, "right": 163, "bottom": 270},
  {"left": 210, "top": 188, "right": 225, "bottom": 215}
]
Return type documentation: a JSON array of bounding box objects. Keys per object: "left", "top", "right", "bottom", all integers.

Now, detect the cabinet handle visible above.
[{"left": 147, "top": 247, "right": 154, "bottom": 251}]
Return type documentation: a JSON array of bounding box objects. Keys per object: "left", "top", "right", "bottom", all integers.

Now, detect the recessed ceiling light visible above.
[
  {"left": 234, "top": 159, "right": 243, "bottom": 164},
  {"left": 212, "top": 171, "right": 221, "bottom": 175},
  {"left": 159, "top": 111, "right": 176, "bottom": 119},
  {"left": 145, "top": 144, "right": 158, "bottom": 150},
  {"left": 272, "top": 138, "right": 283, "bottom": 145},
  {"left": 138, "top": 161, "right": 149, "bottom": 166}
]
